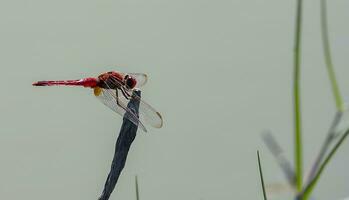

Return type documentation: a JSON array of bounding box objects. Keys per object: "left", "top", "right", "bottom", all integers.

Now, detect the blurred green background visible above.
[{"left": 0, "top": 0, "right": 349, "bottom": 199}]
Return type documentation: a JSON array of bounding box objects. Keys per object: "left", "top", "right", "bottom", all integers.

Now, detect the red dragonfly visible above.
[{"left": 33, "top": 71, "right": 163, "bottom": 132}]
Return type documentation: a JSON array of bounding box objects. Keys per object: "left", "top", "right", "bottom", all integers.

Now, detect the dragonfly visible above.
[{"left": 33, "top": 71, "right": 163, "bottom": 132}]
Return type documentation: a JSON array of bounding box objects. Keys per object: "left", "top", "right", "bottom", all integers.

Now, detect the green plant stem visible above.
[
  {"left": 321, "top": 0, "right": 345, "bottom": 112},
  {"left": 300, "top": 128, "right": 349, "bottom": 199},
  {"left": 257, "top": 151, "right": 268, "bottom": 200},
  {"left": 293, "top": 0, "right": 303, "bottom": 192}
]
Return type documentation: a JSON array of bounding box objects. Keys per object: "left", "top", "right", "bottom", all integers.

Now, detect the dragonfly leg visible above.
[
  {"left": 120, "top": 87, "right": 132, "bottom": 100},
  {"left": 115, "top": 89, "right": 121, "bottom": 107},
  {"left": 116, "top": 88, "right": 131, "bottom": 105}
]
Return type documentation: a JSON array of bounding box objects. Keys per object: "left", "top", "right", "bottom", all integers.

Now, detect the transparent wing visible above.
[
  {"left": 95, "top": 87, "right": 147, "bottom": 132},
  {"left": 99, "top": 76, "right": 163, "bottom": 130},
  {"left": 127, "top": 73, "right": 148, "bottom": 88},
  {"left": 132, "top": 93, "right": 163, "bottom": 128}
]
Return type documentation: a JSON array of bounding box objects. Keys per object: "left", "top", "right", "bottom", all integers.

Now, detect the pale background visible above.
[{"left": 0, "top": 0, "right": 349, "bottom": 200}]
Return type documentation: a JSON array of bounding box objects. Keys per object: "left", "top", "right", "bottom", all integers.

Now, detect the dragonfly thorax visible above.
[{"left": 97, "top": 71, "right": 125, "bottom": 89}]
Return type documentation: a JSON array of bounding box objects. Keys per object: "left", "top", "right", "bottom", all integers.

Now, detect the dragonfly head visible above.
[{"left": 124, "top": 74, "right": 137, "bottom": 89}]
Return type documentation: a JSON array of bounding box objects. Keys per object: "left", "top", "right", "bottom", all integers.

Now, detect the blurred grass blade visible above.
[
  {"left": 261, "top": 132, "right": 296, "bottom": 186},
  {"left": 321, "top": 0, "right": 344, "bottom": 112},
  {"left": 293, "top": 0, "right": 304, "bottom": 191},
  {"left": 257, "top": 151, "right": 268, "bottom": 200},
  {"left": 301, "top": 128, "right": 349, "bottom": 199},
  {"left": 307, "top": 111, "right": 342, "bottom": 183},
  {"left": 135, "top": 175, "right": 140, "bottom": 200}
]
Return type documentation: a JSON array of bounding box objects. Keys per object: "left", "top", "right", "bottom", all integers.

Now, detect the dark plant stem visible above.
[
  {"left": 257, "top": 151, "right": 268, "bottom": 200},
  {"left": 135, "top": 175, "right": 140, "bottom": 200},
  {"left": 98, "top": 90, "right": 141, "bottom": 200}
]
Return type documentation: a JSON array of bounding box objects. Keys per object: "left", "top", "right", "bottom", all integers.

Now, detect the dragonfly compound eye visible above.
[{"left": 126, "top": 76, "right": 137, "bottom": 89}]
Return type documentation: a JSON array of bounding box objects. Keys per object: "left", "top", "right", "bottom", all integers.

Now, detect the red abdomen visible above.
[{"left": 33, "top": 77, "right": 98, "bottom": 88}]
